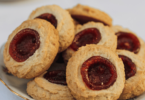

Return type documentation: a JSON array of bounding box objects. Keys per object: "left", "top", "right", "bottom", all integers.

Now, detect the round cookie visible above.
[
  {"left": 116, "top": 50, "right": 145, "bottom": 100},
  {"left": 67, "top": 4, "right": 112, "bottom": 26},
  {"left": 112, "top": 25, "right": 145, "bottom": 59},
  {"left": 3, "top": 19, "right": 59, "bottom": 79},
  {"left": 66, "top": 45, "right": 125, "bottom": 100},
  {"left": 27, "top": 71, "right": 74, "bottom": 100},
  {"left": 28, "top": 5, "right": 75, "bottom": 52},
  {"left": 63, "top": 22, "right": 117, "bottom": 61}
]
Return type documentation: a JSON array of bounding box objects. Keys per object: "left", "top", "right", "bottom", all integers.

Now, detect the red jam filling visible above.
[
  {"left": 36, "top": 13, "right": 57, "bottom": 28},
  {"left": 9, "top": 28, "right": 40, "bottom": 62},
  {"left": 81, "top": 56, "right": 117, "bottom": 90},
  {"left": 116, "top": 32, "right": 140, "bottom": 54},
  {"left": 119, "top": 55, "right": 136, "bottom": 80},
  {"left": 71, "top": 15, "right": 108, "bottom": 26},
  {"left": 70, "top": 28, "right": 101, "bottom": 51},
  {"left": 44, "top": 70, "right": 66, "bottom": 85}
]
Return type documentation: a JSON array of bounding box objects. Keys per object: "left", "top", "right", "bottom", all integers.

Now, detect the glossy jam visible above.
[
  {"left": 70, "top": 28, "right": 101, "bottom": 51},
  {"left": 116, "top": 32, "right": 140, "bottom": 54},
  {"left": 119, "top": 55, "right": 136, "bottom": 80},
  {"left": 36, "top": 13, "right": 57, "bottom": 28},
  {"left": 44, "top": 70, "right": 66, "bottom": 85},
  {"left": 71, "top": 15, "right": 108, "bottom": 26},
  {"left": 9, "top": 28, "right": 40, "bottom": 62},
  {"left": 81, "top": 56, "right": 117, "bottom": 90}
]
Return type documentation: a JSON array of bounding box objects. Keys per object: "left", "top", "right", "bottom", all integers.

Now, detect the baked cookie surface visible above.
[
  {"left": 63, "top": 22, "right": 117, "bottom": 61},
  {"left": 27, "top": 71, "right": 74, "bottom": 100},
  {"left": 29, "top": 5, "right": 75, "bottom": 52},
  {"left": 3, "top": 19, "right": 59, "bottom": 79},
  {"left": 112, "top": 25, "right": 145, "bottom": 59},
  {"left": 117, "top": 50, "right": 145, "bottom": 100},
  {"left": 67, "top": 4, "right": 112, "bottom": 26},
  {"left": 66, "top": 45, "right": 125, "bottom": 100}
]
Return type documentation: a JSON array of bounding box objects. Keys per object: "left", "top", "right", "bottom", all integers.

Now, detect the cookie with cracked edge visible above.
[
  {"left": 27, "top": 71, "right": 74, "bottom": 100},
  {"left": 112, "top": 25, "right": 145, "bottom": 59},
  {"left": 117, "top": 50, "right": 145, "bottom": 100},
  {"left": 67, "top": 4, "right": 112, "bottom": 26},
  {"left": 28, "top": 5, "right": 75, "bottom": 52},
  {"left": 63, "top": 22, "right": 117, "bottom": 61},
  {"left": 66, "top": 45, "right": 125, "bottom": 100},
  {"left": 3, "top": 19, "right": 59, "bottom": 79}
]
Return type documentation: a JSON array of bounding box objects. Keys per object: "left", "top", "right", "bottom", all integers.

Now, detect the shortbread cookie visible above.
[
  {"left": 28, "top": 5, "right": 75, "bottom": 52},
  {"left": 27, "top": 71, "right": 74, "bottom": 100},
  {"left": 67, "top": 4, "right": 112, "bottom": 26},
  {"left": 116, "top": 50, "right": 145, "bottom": 100},
  {"left": 66, "top": 45, "right": 125, "bottom": 100},
  {"left": 3, "top": 19, "right": 59, "bottom": 79},
  {"left": 112, "top": 25, "right": 145, "bottom": 59},
  {"left": 63, "top": 22, "right": 117, "bottom": 61}
]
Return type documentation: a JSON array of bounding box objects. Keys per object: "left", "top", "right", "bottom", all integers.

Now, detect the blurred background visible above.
[{"left": 0, "top": 0, "right": 145, "bottom": 100}]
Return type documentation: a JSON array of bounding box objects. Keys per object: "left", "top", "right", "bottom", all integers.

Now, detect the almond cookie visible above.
[
  {"left": 116, "top": 50, "right": 145, "bottom": 100},
  {"left": 112, "top": 25, "right": 145, "bottom": 59},
  {"left": 3, "top": 19, "right": 59, "bottom": 79},
  {"left": 63, "top": 22, "right": 117, "bottom": 61},
  {"left": 27, "top": 70, "right": 74, "bottom": 100},
  {"left": 66, "top": 45, "right": 125, "bottom": 100},
  {"left": 67, "top": 4, "right": 112, "bottom": 26},
  {"left": 28, "top": 5, "right": 75, "bottom": 52}
]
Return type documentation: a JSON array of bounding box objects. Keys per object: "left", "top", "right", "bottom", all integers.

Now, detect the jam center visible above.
[
  {"left": 119, "top": 55, "right": 136, "bottom": 79},
  {"left": 44, "top": 70, "right": 66, "bottom": 85},
  {"left": 36, "top": 13, "right": 57, "bottom": 28},
  {"left": 9, "top": 28, "right": 40, "bottom": 62},
  {"left": 71, "top": 15, "right": 108, "bottom": 26},
  {"left": 81, "top": 56, "right": 117, "bottom": 90},
  {"left": 116, "top": 32, "right": 140, "bottom": 54},
  {"left": 70, "top": 28, "right": 101, "bottom": 51}
]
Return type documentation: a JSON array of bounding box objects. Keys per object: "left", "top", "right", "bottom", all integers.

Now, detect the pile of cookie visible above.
[{"left": 3, "top": 4, "right": 145, "bottom": 100}]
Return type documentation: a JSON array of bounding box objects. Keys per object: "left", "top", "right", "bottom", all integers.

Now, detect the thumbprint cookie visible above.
[
  {"left": 28, "top": 5, "right": 75, "bottom": 52},
  {"left": 27, "top": 70, "right": 74, "bottom": 100},
  {"left": 3, "top": 19, "right": 59, "bottom": 79},
  {"left": 116, "top": 50, "right": 145, "bottom": 100},
  {"left": 112, "top": 25, "right": 145, "bottom": 59},
  {"left": 67, "top": 4, "right": 112, "bottom": 26},
  {"left": 63, "top": 22, "right": 117, "bottom": 61},
  {"left": 66, "top": 45, "right": 125, "bottom": 100}
]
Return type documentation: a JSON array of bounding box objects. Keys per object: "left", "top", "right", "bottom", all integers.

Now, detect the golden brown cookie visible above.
[
  {"left": 112, "top": 25, "right": 145, "bottom": 59},
  {"left": 63, "top": 22, "right": 117, "bottom": 61},
  {"left": 28, "top": 5, "right": 75, "bottom": 52},
  {"left": 66, "top": 45, "right": 125, "bottom": 100},
  {"left": 27, "top": 71, "right": 74, "bottom": 100},
  {"left": 3, "top": 19, "right": 59, "bottom": 79},
  {"left": 116, "top": 50, "right": 145, "bottom": 100},
  {"left": 67, "top": 4, "right": 112, "bottom": 26}
]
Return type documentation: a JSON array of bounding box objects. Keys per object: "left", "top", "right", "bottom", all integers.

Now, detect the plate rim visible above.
[
  {"left": 0, "top": 77, "right": 29, "bottom": 100},
  {"left": 0, "top": 43, "right": 29, "bottom": 100}
]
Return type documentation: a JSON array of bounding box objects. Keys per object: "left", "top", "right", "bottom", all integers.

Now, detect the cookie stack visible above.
[{"left": 3, "top": 4, "right": 145, "bottom": 100}]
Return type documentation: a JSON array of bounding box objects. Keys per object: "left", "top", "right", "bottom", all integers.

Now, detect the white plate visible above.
[
  {"left": 0, "top": 43, "right": 145, "bottom": 100},
  {"left": 0, "top": 44, "right": 33, "bottom": 100}
]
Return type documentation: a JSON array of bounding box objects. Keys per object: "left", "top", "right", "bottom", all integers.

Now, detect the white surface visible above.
[{"left": 0, "top": 0, "right": 145, "bottom": 100}]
